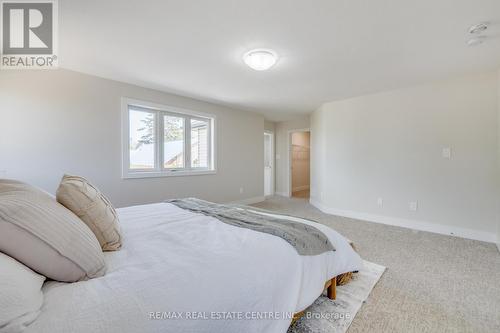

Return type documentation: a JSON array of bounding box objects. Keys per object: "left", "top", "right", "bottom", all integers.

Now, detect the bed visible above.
[{"left": 25, "top": 202, "right": 362, "bottom": 333}]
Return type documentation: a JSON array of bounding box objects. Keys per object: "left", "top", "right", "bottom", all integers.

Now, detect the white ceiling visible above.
[{"left": 60, "top": 0, "right": 500, "bottom": 121}]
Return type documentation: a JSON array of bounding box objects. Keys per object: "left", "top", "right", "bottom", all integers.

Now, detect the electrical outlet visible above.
[
  {"left": 377, "top": 198, "right": 383, "bottom": 207},
  {"left": 442, "top": 147, "right": 451, "bottom": 159},
  {"left": 239, "top": 187, "right": 244, "bottom": 194},
  {"left": 409, "top": 201, "right": 418, "bottom": 212}
]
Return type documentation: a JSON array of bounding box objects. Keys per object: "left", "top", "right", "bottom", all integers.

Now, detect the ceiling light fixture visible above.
[
  {"left": 468, "top": 22, "right": 488, "bottom": 34},
  {"left": 243, "top": 49, "right": 278, "bottom": 71}
]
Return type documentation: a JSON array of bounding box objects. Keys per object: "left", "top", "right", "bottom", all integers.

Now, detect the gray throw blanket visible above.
[{"left": 166, "top": 198, "right": 335, "bottom": 256}]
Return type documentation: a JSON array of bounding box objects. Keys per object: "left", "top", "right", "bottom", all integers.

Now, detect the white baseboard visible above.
[
  {"left": 292, "top": 185, "right": 310, "bottom": 192},
  {"left": 310, "top": 199, "right": 497, "bottom": 244},
  {"left": 497, "top": 242, "right": 500, "bottom": 253},
  {"left": 229, "top": 196, "right": 265, "bottom": 205},
  {"left": 275, "top": 191, "right": 290, "bottom": 197}
]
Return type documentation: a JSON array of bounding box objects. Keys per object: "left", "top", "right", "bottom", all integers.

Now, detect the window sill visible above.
[{"left": 122, "top": 169, "right": 217, "bottom": 179}]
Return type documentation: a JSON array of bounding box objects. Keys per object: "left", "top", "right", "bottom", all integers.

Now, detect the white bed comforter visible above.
[{"left": 26, "top": 203, "right": 362, "bottom": 333}]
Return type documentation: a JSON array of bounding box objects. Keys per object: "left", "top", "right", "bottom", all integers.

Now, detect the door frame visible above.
[
  {"left": 264, "top": 130, "right": 275, "bottom": 197},
  {"left": 287, "top": 128, "right": 310, "bottom": 197}
]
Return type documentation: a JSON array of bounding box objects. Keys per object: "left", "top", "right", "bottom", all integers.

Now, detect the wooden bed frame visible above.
[
  {"left": 291, "top": 276, "right": 337, "bottom": 323},
  {"left": 291, "top": 240, "right": 355, "bottom": 324}
]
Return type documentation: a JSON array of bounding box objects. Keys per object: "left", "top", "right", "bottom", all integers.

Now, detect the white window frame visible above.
[{"left": 121, "top": 98, "right": 217, "bottom": 179}]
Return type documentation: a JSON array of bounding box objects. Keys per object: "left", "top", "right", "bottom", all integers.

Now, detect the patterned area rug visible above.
[{"left": 289, "top": 260, "right": 386, "bottom": 333}]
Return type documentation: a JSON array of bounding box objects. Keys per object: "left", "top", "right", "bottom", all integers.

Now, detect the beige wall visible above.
[
  {"left": 291, "top": 132, "right": 310, "bottom": 192},
  {"left": 264, "top": 120, "right": 276, "bottom": 133},
  {"left": 275, "top": 116, "right": 310, "bottom": 195},
  {"left": 0, "top": 69, "right": 265, "bottom": 207},
  {"left": 311, "top": 71, "right": 499, "bottom": 242},
  {"left": 498, "top": 69, "right": 500, "bottom": 248}
]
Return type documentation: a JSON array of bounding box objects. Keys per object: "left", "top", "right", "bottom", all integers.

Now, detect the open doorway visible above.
[
  {"left": 289, "top": 130, "right": 310, "bottom": 198},
  {"left": 264, "top": 131, "right": 274, "bottom": 197}
]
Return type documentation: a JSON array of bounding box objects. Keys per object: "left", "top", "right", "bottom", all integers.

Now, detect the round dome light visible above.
[
  {"left": 243, "top": 49, "right": 278, "bottom": 71},
  {"left": 468, "top": 23, "right": 488, "bottom": 34}
]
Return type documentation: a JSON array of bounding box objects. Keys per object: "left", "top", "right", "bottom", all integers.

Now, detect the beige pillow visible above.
[
  {"left": 56, "top": 175, "right": 122, "bottom": 251},
  {"left": 0, "top": 179, "right": 106, "bottom": 282}
]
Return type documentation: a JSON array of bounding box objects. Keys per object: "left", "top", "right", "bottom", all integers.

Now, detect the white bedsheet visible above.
[{"left": 25, "top": 203, "right": 362, "bottom": 333}]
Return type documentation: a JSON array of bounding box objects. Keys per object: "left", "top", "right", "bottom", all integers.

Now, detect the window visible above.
[
  {"left": 129, "top": 109, "right": 156, "bottom": 170},
  {"left": 163, "top": 115, "right": 185, "bottom": 169},
  {"left": 190, "top": 118, "right": 209, "bottom": 168},
  {"left": 122, "top": 98, "right": 216, "bottom": 178}
]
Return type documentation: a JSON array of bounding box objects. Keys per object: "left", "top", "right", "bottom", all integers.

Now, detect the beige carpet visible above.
[{"left": 252, "top": 196, "right": 500, "bottom": 333}]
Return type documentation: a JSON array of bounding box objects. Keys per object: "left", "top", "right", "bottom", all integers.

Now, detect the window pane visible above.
[
  {"left": 129, "top": 109, "right": 155, "bottom": 169},
  {"left": 191, "top": 119, "right": 209, "bottom": 168},
  {"left": 164, "top": 116, "right": 184, "bottom": 168}
]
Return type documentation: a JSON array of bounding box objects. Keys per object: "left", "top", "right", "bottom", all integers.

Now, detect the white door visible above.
[{"left": 264, "top": 132, "right": 274, "bottom": 196}]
